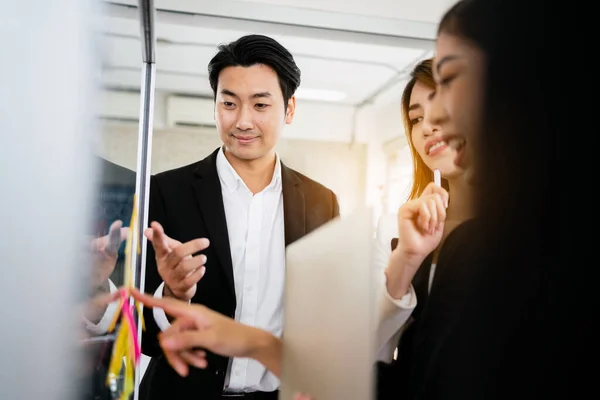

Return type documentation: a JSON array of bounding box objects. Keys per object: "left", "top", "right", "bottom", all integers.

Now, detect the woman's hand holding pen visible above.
[{"left": 386, "top": 170, "right": 448, "bottom": 298}]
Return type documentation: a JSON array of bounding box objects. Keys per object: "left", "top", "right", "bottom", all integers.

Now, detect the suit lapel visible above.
[
  {"left": 192, "top": 149, "right": 235, "bottom": 297},
  {"left": 281, "top": 163, "right": 306, "bottom": 246},
  {"left": 190, "top": 156, "right": 306, "bottom": 296},
  {"left": 410, "top": 223, "right": 476, "bottom": 395}
]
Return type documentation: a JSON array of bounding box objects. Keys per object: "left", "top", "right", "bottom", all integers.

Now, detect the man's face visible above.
[{"left": 214, "top": 64, "right": 296, "bottom": 162}]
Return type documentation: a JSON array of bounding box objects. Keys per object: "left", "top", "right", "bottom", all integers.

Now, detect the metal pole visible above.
[
  {"left": 138, "top": 0, "right": 156, "bottom": 63},
  {"left": 131, "top": 1, "right": 156, "bottom": 398}
]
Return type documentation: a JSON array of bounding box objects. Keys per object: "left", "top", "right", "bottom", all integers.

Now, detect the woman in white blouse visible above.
[{"left": 372, "top": 57, "right": 474, "bottom": 364}]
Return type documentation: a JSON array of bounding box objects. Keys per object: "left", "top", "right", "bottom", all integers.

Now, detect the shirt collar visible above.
[{"left": 216, "top": 147, "right": 282, "bottom": 193}]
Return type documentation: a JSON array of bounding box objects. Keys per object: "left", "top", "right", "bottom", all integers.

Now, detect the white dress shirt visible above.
[
  {"left": 153, "top": 147, "right": 286, "bottom": 392},
  {"left": 372, "top": 213, "right": 419, "bottom": 363},
  {"left": 83, "top": 279, "right": 119, "bottom": 334}
]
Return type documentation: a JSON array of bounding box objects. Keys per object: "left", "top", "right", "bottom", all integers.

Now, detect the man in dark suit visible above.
[
  {"left": 80, "top": 157, "right": 135, "bottom": 400},
  {"left": 140, "top": 34, "right": 339, "bottom": 400}
]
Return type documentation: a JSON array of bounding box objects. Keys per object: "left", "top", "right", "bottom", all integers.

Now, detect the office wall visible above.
[{"left": 98, "top": 121, "right": 368, "bottom": 216}]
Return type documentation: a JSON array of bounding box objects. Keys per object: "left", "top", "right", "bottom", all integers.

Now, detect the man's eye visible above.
[{"left": 255, "top": 103, "right": 269, "bottom": 109}]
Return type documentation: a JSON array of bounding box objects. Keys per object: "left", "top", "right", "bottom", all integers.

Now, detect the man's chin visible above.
[{"left": 227, "top": 147, "right": 264, "bottom": 162}]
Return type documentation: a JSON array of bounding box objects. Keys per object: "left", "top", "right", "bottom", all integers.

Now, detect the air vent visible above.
[{"left": 166, "top": 95, "right": 215, "bottom": 127}]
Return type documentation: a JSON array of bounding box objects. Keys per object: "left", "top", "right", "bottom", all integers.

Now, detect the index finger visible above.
[
  {"left": 146, "top": 221, "right": 171, "bottom": 258},
  {"left": 130, "top": 288, "right": 199, "bottom": 320},
  {"left": 421, "top": 182, "right": 449, "bottom": 206},
  {"left": 170, "top": 238, "right": 210, "bottom": 261},
  {"left": 293, "top": 394, "right": 314, "bottom": 400},
  {"left": 107, "top": 221, "right": 128, "bottom": 255},
  {"left": 89, "top": 288, "right": 123, "bottom": 308}
]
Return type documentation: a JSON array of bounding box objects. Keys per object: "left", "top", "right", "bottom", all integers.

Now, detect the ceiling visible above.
[
  {"left": 97, "top": 0, "right": 453, "bottom": 108},
  {"left": 230, "top": 0, "right": 456, "bottom": 23}
]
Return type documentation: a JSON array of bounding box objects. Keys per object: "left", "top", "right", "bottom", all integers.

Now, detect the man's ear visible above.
[{"left": 285, "top": 96, "right": 296, "bottom": 124}]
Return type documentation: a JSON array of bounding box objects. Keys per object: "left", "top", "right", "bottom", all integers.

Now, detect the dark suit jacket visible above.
[
  {"left": 94, "top": 158, "right": 136, "bottom": 286},
  {"left": 377, "top": 221, "right": 476, "bottom": 400},
  {"left": 140, "top": 148, "right": 339, "bottom": 400},
  {"left": 377, "top": 218, "right": 554, "bottom": 399},
  {"left": 81, "top": 157, "right": 136, "bottom": 400}
]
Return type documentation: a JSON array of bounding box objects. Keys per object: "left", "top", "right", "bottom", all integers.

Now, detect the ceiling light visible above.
[{"left": 295, "top": 88, "right": 347, "bottom": 102}]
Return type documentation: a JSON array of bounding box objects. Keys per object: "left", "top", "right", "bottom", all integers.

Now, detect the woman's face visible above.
[
  {"left": 428, "top": 32, "right": 486, "bottom": 178},
  {"left": 409, "top": 81, "right": 463, "bottom": 179}
]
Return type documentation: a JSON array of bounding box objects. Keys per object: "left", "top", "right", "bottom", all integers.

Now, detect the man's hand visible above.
[
  {"left": 145, "top": 221, "right": 209, "bottom": 302},
  {"left": 89, "top": 220, "right": 129, "bottom": 289},
  {"left": 86, "top": 220, "right": 128, "bottom": 322},
  {"left": 130, "top": 288, "right": 279, "bottom": 377},
  {"left": 81, "top": 288, "right": 123, "bottom": 326}
]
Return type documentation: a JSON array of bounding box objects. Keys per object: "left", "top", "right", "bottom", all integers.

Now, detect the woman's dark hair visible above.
[
  {"left": 434, "top": 0, "right": 562, "bottom": 395},
  {"left": 208, "top": 34, "right": 301, "bottom": 110},
  {"left": 439, "top": 0, "right": 556, "bottom": 228}
]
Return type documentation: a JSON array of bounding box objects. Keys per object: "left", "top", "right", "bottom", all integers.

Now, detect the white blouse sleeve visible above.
[{"left": 372, "top": 214, "right": 417, "bottom": 363}]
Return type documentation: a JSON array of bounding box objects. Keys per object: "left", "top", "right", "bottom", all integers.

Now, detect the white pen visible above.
[
  {"left": 434, "top": 169, "right": 441, "bottom": 187},
  {"left": 434, "top": 169, "right": 448, "bottom": 208}
]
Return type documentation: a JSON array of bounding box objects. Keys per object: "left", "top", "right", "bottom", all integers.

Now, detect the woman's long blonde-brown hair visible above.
[{"left": 401, "top": 58, "right": 449, "bottom": 200}]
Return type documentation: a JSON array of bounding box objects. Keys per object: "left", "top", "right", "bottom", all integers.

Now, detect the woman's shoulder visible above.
[
  {"left": 376, "top": 213, "right": 397, "bottom": 237},
  {"left": 375, "top": 213, "right": 398, "bottom": 242},
  {"left": 372, "top": 213, "right": 398, "bottom": 269}
]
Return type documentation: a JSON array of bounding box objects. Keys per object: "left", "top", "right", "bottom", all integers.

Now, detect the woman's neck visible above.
[
  {"left": 432, "top": 176, "right": 476, "bottom": 263},
  {"left": 445, "top": 176, "right": 476, "bottom": 224}
]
